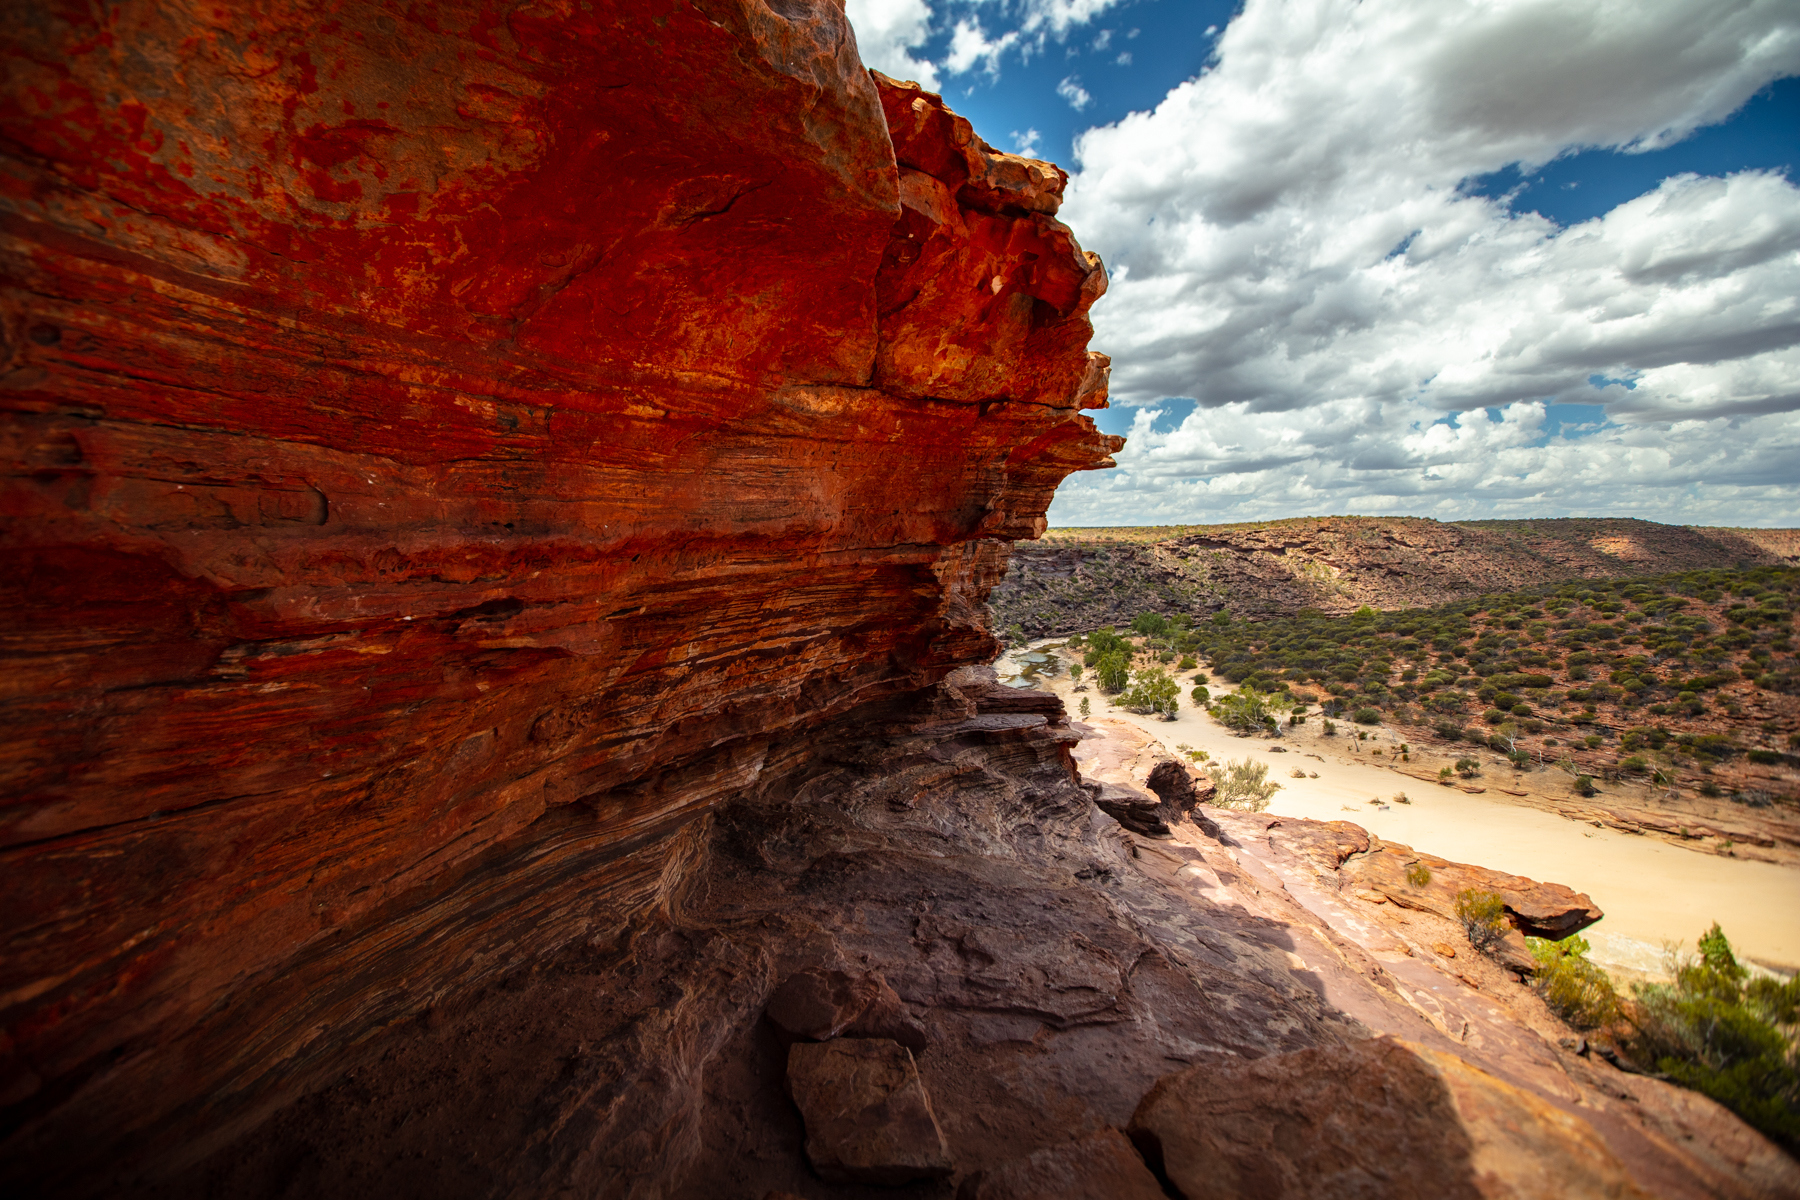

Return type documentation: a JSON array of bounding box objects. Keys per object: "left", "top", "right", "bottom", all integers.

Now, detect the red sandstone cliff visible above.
[{"left": 0, "top": 1, "right": 1117, "bottom": 1183}]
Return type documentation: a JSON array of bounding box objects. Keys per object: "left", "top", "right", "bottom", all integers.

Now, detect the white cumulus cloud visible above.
[
  {"left": 1057, "top": 74, "right": 1093, "bottom": 109},
  {"left": 845, "top": 0, "right": 940, "bottom": 89},
  {"left": 1053, "top": 0, "right": 1800, "bottom": 527}
]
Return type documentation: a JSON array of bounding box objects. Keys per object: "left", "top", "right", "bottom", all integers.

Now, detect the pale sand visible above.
[{"left": 1025, "top": 643, "right": 1800, "bottom": 974}]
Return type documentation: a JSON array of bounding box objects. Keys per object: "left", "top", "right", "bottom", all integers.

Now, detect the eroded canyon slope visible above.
[
  {"left": 993, "top": 517, "right": 1800, "bottom": 636},
  {"left": 2, "top": 4, "right": 1795, "bottom": 1198}
]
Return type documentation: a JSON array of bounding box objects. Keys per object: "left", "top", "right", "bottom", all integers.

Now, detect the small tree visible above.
[
  {"left": 1206, "top": 758, "right": 1282, "bottom": 811},
  {"left": 1095, "top": 650, "right": 1131, "bottom": 693},
  {"left": 1191, "top": 683, "right": 1211, "bottom": 705},
  {"left": 1078, "top": 696, "right": 1091, "bottom": 719},
  {"left": 1121, "top": 667, "right": 1180, "bottom": 718},
  {"left": 1069, "top": 660, "right": 1085, "bottom": 690}
]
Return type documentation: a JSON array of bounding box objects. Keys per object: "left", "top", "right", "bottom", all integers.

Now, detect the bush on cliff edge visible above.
[{"left": 1627, "top": 924, "right": 1800, "bottom": 1152}]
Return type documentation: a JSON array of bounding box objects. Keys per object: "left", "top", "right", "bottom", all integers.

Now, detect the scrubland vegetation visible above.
[
  {"left": 1513, "top": 925, "right": 1800, "bottom": 1152},
  {"left": 1069, "top": 565, "right": 1797, "bottom": 805}
]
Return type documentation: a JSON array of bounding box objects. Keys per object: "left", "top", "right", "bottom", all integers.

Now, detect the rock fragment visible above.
[
  {"left": 765, "top": 968, "right": 927, "bottom": 1051},
  {"left": 1088, "top": 782, "right": 1173, "bottom": 837},
  {"left": 787, "top": 1038, "right": 953, "bottom": 1185}
]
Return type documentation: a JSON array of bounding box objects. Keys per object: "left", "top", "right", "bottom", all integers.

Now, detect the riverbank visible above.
[{"left": 1024, "top": 640, "right": 1800, "bottom": 975}]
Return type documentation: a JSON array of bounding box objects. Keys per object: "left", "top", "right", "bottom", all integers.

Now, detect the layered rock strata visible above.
[{"left": 0, "top": 1, "right": 1119, "bottom": 1186}]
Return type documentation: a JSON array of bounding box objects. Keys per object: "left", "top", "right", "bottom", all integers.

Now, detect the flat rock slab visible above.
[
  {"left": 957, "top": 1127, "right": 1164, "bottom": 1200},
  {"left": 1129, "top": 1037, "right": 1650, "bottom": 1200},
  {"left": 787, "top": 1038, "right": 953, "bottom": 1185}
]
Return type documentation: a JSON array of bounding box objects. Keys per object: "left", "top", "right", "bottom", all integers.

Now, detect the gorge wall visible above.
[{"left": 0, "top": 1, "right": 1120, "bottom": 1185}]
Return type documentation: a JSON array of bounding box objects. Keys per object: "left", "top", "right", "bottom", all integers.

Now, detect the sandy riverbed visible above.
[{"left": 1016, "top": 641, "right": 1800, "bottom": 975}]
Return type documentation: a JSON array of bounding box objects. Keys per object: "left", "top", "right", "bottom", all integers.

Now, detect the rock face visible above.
[
  {"left": 1129, "top": 1037, "right": 1652, "bottom": 1200},
  {"left": 0, "top": 1, "right": 1118, "bottom": 1186}
]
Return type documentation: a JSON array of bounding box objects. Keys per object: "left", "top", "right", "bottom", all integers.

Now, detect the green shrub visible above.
[
  {"left": 1574, "top": 774, "right": 1599, "bottom": 796},
  {"left": 1527, "top": 934, "right": 1620, "bottom": 1029},
  {"left": 1628, "top": 925, "right": 1800, "bottom": 1151},
  {"left": 1206, "top": 758, "right": 1282, "bottom": 812},
  {"left": 1120, "top": 667, "right": 1181, "bottom": 717},
  {"left": 1405, "top": 861, "right": 1431, "bottom": 887},
  {"left": 1190, "top": 684, "right": 1210, "bottom": 704},
  {"left": 1353, "top": 707, "right": 1381, "bottom": 724},
  {"left": 1455, "top": 889, "right": 1509, "bottom": 954},
  {"left": 1209, "top": 685, "right": 1278, "bottom": 733},
  {"left": 1454, "top": 757, "right": 1480, "bottom": 778},
  {"left": 1178, "top": 656, "right": 1198, "bottom": 671}
]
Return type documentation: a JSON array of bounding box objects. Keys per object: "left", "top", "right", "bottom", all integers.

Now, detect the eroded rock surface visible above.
[{"left": 957, "top": 1127, "right": 1165, "bottom": 1200}]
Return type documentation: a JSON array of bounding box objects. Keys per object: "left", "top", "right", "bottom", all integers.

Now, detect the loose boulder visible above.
[
  {"left": 1089, "top": 782, "right": 1173, "bottom": 837},
  {"left": 787, "top": 1039, "right": 953, "bottom": 1185},
  {"left": 1128, "top": 1037, "right": 1649, "bottom": 1199}
]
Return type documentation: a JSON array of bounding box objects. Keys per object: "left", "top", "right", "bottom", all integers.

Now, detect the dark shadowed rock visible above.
[
  {"left": 1146, "top": 757, "right": 1204, "bottom": 817},
  {"left": 1129, "top": 1038, "right": 1651, "bottom": 1199},
  {"left": 957, "top": 1127, "right": 1165, "bottom": 1200},
  {"left": 1088, "top": 782, "right": 1172, "bottom": 837},
  {"left": 787, "top": 1038, "right": 953, "bottom": 1185},
  {"left": 766, "top": 968, "right": 927, "bottom": 1051}
]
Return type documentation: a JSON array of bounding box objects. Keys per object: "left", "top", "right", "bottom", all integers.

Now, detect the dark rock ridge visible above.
[{"left": 993, "top": 516, "right": 1799, "bottom": 636}]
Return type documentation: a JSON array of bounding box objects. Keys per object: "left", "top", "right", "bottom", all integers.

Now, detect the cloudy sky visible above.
[{"left": 845, "top": 0, "right": 1800, "bottom": 528}]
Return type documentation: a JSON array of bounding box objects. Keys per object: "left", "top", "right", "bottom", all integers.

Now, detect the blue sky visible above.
[{"left": 848, "top": 0, "right": 1800, "bottom": 527}]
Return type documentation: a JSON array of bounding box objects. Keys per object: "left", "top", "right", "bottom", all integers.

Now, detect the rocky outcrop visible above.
[
  {"left": 0, "top": 1, "right": 1119, "bottom": 1187},
  {"left": 1345, "top": 837, "right": 1604, "bottom": 940},
  {"left": 90, "top": 670, "right": 1793, "bottom": 1200},
  {"left": 992, "top": 516, "right": 1798, "bottom": 634},
  {"left": 1129, "top": 1037, "right": 1652, "bottom": 1199}
]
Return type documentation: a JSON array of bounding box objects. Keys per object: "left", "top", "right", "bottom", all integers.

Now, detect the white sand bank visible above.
[{"left": 1031, "top": 649, "right": 1800, "bottom": 973}]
